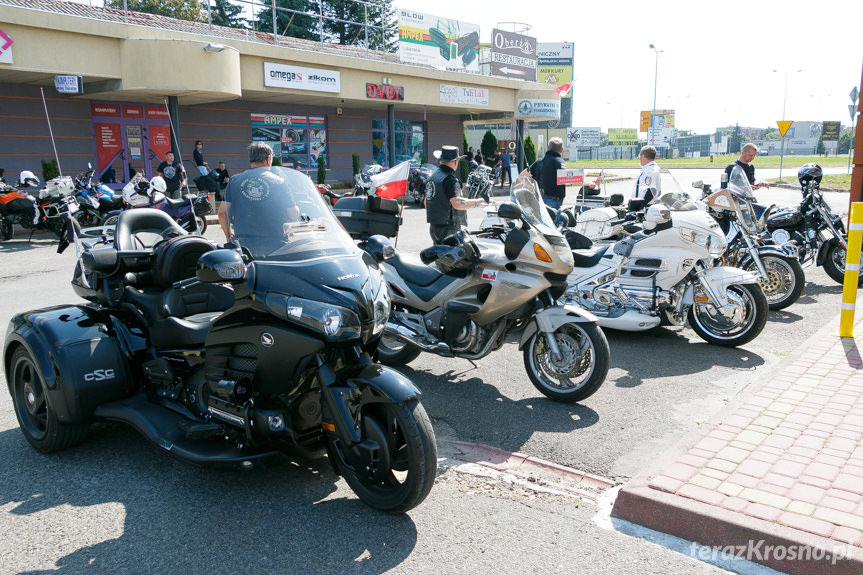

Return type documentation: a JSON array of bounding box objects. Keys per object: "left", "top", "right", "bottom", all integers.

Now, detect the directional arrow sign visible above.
[{"left": 777, "top": 120, "right": 793, "bottom": 138}]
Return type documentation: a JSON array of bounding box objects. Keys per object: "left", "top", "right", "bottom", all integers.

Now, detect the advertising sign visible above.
[
  {"left": 54, "top": 75, "right": 83, "bottom": 94},
  {"left": 538, "top": 42, "right": 573, "bottom": 128},
  {"left": 646, "top": 127, "right": 676, "bottom": 148},
  {"left": 556, "top": 168, "right": 584, "bottom": 186},
  {"left": 491, "top": 29, "right": 537, "bottom": 80},
  {"left": 821, "top": 121, "right": 841, "bottom": 141},
  {"left": 397, "top": 10, "right": 480, "bottom": 72},
  {"left": 567, "top": 127, "right": 601, "bottom": 148},
  {"left": 608, "top": 128, "right": 638, "bottom": 147},
  {"left": 0, "top": 27, "right": 13, "bottom": 64},
  {"left": 516, "top": 99, "right": 560, "bottom": 120},
  {"left": 640, "top": 109, "right": 675, "bottom": 132},
  {"left": 263, "top": 62, "right": 341, "bottom": 93},
  {"left": 94, "top": 123, "right": 122, "bottom": 172},
  {"left": 439, "top": 84, "right": 488, "bottom": 106},
  {"left": 366, "top": 83, "right": 404, "bottom": 101},
  {"left": 148, "top": 124, "right": 172, "bottom": 162}
]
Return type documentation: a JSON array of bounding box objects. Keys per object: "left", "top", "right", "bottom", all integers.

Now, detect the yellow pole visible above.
[{"left": 839, "top": 202, "right": 863, "bottom": 336}]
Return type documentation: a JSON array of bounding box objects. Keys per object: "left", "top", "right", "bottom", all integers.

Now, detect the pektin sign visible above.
[{"left": 366, "top": 83, "right": 404, "bottom": 101}]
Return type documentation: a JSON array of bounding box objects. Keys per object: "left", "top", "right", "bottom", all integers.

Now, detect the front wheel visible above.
[
  {"left": 688, "top": 283, "right": 768, "bottom": 347},
  {"left": 100, "top": 213, "right": 120, "bottom": 227},
  {"left": 376, "top": 334, "right": 421, "bottom": 366},
  {"left": 523, "top": 322, "right": 610, "bottom": 403},
  {"left": 745, "top": 254, "right": 805, "bottom": 310},
  {"left": 193, "top": 215, "right": 207, "bottom": 235},
  {"left": 330, "top": 399, "right": 437, "bottom": 513},
  {"left": 9, "top": 347, "right": 89, "bottom": 452},
  {"left": 822, "top": 243, "right": 863, "bottom": 286}
]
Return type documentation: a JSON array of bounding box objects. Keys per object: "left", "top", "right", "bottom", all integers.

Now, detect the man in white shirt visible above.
[{"left": 633, "top": 145, "right": 661, "bottom": 204}]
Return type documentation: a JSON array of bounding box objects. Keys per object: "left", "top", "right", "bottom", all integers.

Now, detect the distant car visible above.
[{"left": 758, "top": 150, "right": 769, "bottom": 156}]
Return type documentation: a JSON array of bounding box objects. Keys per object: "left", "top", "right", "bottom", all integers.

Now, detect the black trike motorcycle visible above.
[{"left": 3, "top": 167, "right": 436, "bottom": 513}]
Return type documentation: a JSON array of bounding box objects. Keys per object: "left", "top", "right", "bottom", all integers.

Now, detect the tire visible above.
[
  {"left": 745, "top": 254, "right": 805, "bottom": 311},
  {"left": 194, "top": 215, "right": 207, "bottom": 235},
  {"left": 100, "top": 213, "right": 120, "bottom": 227},
  {"left": 822, "top": 244, "right": 863, "bottom": 286},
  {"left": 1, "top": 218, "right": 13, "bottom": 241},
  {"left": 523, "top": 322, "right": 610, "bottom": 403},
  {"left": 688, "top": 283, "right": 768, "bottom": 347},
  {"left": 330, "top": 398, "right": 437, "bottom": 513},
  {"left": 376, "top": 334, "right": 421, "bottom": 366},
  {"left": 8, "top": 346, "right": 89, "bottom": 453},
  {"left": 75, "top": 207, "right": 101, "bottom": 228}
]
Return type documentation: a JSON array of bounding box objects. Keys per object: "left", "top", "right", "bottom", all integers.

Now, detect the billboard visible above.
[
  {"left": 263, "top": 62, "right": 341, "bottom": 93},
  {"left": 397, "top": 10, "right": 480, "bottom": 72},
  {"left": 491, "top": 29, "right": 537, "bottom": 80},
  {"left": 608, "top": 128, "right": 638, "bottom": 147},
  {"left": 516, "top": 99, "right": 560, "bottom": 120},
  {"left": 567, "top": 127, "right": 601, "bottom": 148},
  {"left": 646, "top": 127, "right": 676, "bottom": 148},
  {"left": 822, "top": 121, "right": 841, "bottom": 141},
  {"left": 640, "top": 109, "right": 675, "bottom": 132},
  {"left": 538, "top": 42, "right": 573, "bottom": 128},
  {"left": 440, "top": 84, "right": 489, "bottom": 106}
]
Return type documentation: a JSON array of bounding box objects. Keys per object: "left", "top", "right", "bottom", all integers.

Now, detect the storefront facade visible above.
[{"left": 0, "top": 1, "right": 555, "bottom": 185}]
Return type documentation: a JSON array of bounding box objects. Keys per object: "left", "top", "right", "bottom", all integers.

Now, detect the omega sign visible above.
[
  {"left": 263, "top": 62, "right": 341, "bottom": 93},
  {"left": 366, "top": 83, "right": 404, "bottom": 101}
]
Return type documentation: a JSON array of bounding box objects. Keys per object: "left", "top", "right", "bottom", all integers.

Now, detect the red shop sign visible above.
[
  {"left": 366, "top": 83, "right": 404, "bottom": 101},
  {"left": 90, "top": 102, "right": 121, "bottom": 117},
  {"left": 123, "top": 105, "right": 143, "bottom": 118},
  {"left": 145, "top": 106, "right": 170, "bottom": 119}
]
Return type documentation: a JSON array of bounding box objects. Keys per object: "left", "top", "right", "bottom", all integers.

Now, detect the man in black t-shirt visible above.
[
  {"left": 723, "top": 143, "right": 769, "bottom": 190},
  {"left": 215, "top": 161, "right": 230, "bottom": 200},
  {"left": 157, "top": 151, "right": 186, "bottom": 199}
]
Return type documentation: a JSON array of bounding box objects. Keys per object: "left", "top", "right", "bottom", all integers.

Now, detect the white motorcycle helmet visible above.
[
  {"left": 18, "top": 170, "right": 40, "bottom": 188},
  {"left": 642, "top": 204, "right": 671, "bottom": 231},
  {"left": 148, "top": 176, "right": 167, "bottom": 195}
]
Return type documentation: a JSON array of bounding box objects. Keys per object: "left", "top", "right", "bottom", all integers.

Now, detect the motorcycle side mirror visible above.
[
  {"left": 367, "top": 234, "right": 395, "bottom": 262},
  {"left": 197, "top": 249, "right": 246, "bottom": 283},
  {"left": 496, "top": 202, "right": 522, "bottom": 221},
  {"left": 691, "top": 180, "right": 703, "bottom": 189}
]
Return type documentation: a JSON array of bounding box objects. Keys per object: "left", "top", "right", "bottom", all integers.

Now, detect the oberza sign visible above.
[{"left": 263, "top": 62, "right": 341, "bottom": 93}]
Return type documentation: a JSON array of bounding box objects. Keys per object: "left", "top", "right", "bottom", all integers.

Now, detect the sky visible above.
[{"left": 66, "top": 0, "right": 863, "bottom": 135}]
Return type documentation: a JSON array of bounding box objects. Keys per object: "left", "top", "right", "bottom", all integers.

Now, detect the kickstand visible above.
[{"left": 465, "top": 358, "right": 479, "bottom": 370}]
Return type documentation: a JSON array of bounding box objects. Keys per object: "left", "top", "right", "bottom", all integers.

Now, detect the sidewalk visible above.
[{"left": 613, "top": 313, "right": 863, "bottom": 574}]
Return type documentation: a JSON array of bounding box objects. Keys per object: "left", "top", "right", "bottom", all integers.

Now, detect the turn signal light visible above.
[
  {"left": 533, "top": 243, "right": 552, "bottom": 262},
  {"left": 322, "top": 421, "right": 335, "bottom": 432}
]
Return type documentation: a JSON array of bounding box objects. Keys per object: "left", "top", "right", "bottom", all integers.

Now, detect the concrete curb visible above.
[{"left": 611, "top": 312, "right": 863, "bottom": 574}]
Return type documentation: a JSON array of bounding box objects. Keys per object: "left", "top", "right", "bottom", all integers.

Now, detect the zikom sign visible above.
[{"left": 263, "top": 62, "right": 341, "bottom": 93}]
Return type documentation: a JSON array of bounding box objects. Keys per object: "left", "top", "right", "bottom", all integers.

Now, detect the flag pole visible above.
[{"left": 394, "top": 192, "right": 405, "bottom": 248}]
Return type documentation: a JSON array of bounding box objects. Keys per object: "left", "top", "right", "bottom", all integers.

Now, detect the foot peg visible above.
[{"left": 178, "top": 420, "right": 223, "bottom": 440}]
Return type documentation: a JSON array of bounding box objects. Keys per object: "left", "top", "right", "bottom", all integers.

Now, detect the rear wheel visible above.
[
  {"left": 330, "top": 399, "right": 437, "bottom": 513},
  {"left": 523, "top": 322, "right": 610, "bottom": 403},
  {"left": 688, "top": 283, "right": 768, "bottom": 347},
  {"left": 1, "top": 218, "right": 13, "bottom": 241},
  {"left": 744, "top": 254, "right": 805, "bottom": 310},
  {"left": 194, "top": 215, "right": 207, "bottom": 235},
  {"left": 9, "top": 347, "right": 89, "bottom": 452},
  {"left": 376, "top": 334, "right": 421, "bottom": 366}
]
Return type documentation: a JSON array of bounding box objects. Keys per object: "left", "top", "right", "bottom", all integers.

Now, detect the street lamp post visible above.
[
  {"left": 773, "top": 68, "right": 802, "bottom": 181},
  {"left": 649, "top": 44, "right": 662, "bottom": 146}
]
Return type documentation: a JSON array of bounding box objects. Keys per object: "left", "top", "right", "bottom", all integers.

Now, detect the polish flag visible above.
[
  {"left": 555, "top": 83, "right": 572, "bottom": 97},
  {"left": 371, "top": 160, "right": 410, "bottom": 199}
]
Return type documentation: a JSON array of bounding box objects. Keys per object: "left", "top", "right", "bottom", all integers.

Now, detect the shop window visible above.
[
  {"left": 371, "top": 120, "right": 425, "bottom": 167},
  {"left": 250, "top": 113, "right": 327, "bottom": 170}
]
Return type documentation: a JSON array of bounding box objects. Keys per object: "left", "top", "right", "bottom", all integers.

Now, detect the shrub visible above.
[
  {"left": 317, "top": 156, "right": 326, "bottom": 184},
  {"left": 41, "top": 158, "right": 59, "bottom": 181}
]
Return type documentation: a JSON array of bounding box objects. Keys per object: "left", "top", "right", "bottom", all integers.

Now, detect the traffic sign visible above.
[
  {"left": 851, "top": 104, "right": 858, "bottom": 121},
  {"left": 777, "top": 121, "right": 793, "bottom": 137},
  {"left": 851, "top": 86, "right": 859, "bottom": 103}
]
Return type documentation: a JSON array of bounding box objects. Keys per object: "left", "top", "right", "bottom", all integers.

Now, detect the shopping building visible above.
[{"left": 0, "top": 0, "right": 555, "bottom": 186}]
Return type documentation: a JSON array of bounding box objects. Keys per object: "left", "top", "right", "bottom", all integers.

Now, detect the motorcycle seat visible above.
[
  {"left": 571, "top": 244, "right": 612, "bottom": 268},
  {"left": 116, "top": 208, "right": 186, "bottom": 251},
  {"left": 164, "top": 196, "right": 192, "bottom": 210},
  {"left": 390, "top": 252, "right": 444, "bottom": 286}
]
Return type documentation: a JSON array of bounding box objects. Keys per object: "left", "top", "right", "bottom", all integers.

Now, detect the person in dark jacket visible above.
[
  {"left": 425, "top": 145, "right": 486, "bottom": 245},
  {"left": 540, "top": 137, "right": 567, "bottom": 209},
  {"left": 723, "top": 143, "right": 770, "bottom": 190}
]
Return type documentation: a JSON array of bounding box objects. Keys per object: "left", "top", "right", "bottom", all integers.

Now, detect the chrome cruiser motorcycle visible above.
[
  {"left": 695, "top": 165, "right": 805, "bottom": 311},
  {"left": 370, "top": 173, "right": 610, "bottom": 403},
  {"left": 562, "top": 192, "right": 768, "bottom": 347},
  {"left": 4, "top": 168, "right": 436, "bottom": 513}
]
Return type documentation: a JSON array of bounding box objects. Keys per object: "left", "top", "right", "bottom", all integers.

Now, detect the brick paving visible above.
[{"left": 613, "top": 314, "right": 863, "bottom": 574}]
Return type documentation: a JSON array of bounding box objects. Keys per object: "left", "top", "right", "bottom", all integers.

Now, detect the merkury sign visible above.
[{"left": 366, "top": 83, "right": 404, "bottom": 101}]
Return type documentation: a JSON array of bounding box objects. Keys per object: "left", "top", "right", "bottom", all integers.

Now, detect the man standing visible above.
[
  {"left": 723, "top": 143, "right": 770, "bottom": 190},
  {"left": 219, "top": 142, "right": 272, "bottom": 241},
  {"left": 495, "top": 148, "right": 513, "bottom": 188},
  {"left": 540, "top": 137, "right": 567, "bottom": 209},
  {"left": 157, "top": 150, "right": 185, "bottom": 199},
  {"left": 425, "top": 145, "right": 486, "bottom": 245},
  {"left": 215, "top": 161, "right": 230, "bottom": 201},
  {"left": 632, "top": 145, "right": 661, "bottom": 205}
]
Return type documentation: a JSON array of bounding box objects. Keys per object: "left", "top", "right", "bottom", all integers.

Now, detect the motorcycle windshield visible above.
[
  {"left": 511, "top": 170, "right": 558, "bottom": 233},
  {"left": 656, "top": 192, "right": 699, "bottom": 211},
  {"left": 728, "top": 165, "right": 756, "bottom": 200},
  {"left": 228, "top": 166, "right": 357, "bottom": 261}
]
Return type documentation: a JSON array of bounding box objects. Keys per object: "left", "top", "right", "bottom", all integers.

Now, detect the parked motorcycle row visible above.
[
  {"left": 1, "top": 161, "right": 849, "bottom": 514},
  {"left": 0, "top": 165, "right": 213, "bottom": 242}
]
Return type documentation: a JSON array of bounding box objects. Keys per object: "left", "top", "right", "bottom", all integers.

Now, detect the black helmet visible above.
[{"left": 797, "top": 163, "right": 823, "bottom": 186}]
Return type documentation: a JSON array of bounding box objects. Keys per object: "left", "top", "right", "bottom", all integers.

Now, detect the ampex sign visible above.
[{"left": 263, "top": 62, "right": 341, "bottom": 93}]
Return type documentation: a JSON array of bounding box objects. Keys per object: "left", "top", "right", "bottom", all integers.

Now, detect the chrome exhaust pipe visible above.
[{"left": 385, "top": 323, "right": 453, "bottom": 356}]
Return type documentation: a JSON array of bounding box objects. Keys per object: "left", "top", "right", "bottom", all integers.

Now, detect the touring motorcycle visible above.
[
  {"left": 695, "top": 165, "right": 805, "bottom": 310},
  {"left": 366, "top": 173, "right": 610, "bottom": 403},
  {"left": 561, "top": 192, "right": 768, "bottom": 347},
  {"left": 3, "top": 168, "right": 437, "bottom": 513},
  {"left": 0, "top": 175, "right": 79, "bottom": 242},
  {"left": 101, "top": 173, "right": 211, "bottom": 234}
]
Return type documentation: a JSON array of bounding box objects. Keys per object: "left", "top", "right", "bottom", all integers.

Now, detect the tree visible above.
[
  {"left": 209, "top": 0, "right": 247, "bottom": 28},
  {"left": 524, "top": 135, "right": 536, "bottom": 166},
  {"left": 105, "top": 0, "right": 201, "bottom": 21},
  {"left": 762, "top": 127, "right": 781, "bottom": 140},
  {"left": 41, "top": 159, "right": 59, "bottom": 182},
  {"left": 317, "top": 156, "right": 327, "bottom": 184},
  {"left": 815, "top": 136, "right": 825, "bottom": 156},
  {"left": 839, "top": 128, "right": 854, "bottom": 155},
  {"left": 480, "top": 131, "right": 498, "bottom": 164},
  {"left": 256, "top": 0, "right": 320, "bottom": 41},
  {"left": 728, "top": 124, "right": 744, "bottom": 154},
  {"left": 323, "top": 0, "right": 397, "bottom": 51}
]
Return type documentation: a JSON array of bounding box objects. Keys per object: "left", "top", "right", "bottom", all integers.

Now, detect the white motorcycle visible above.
[{"left": 561, "top": 192, "right": 769, "bottom": 347}]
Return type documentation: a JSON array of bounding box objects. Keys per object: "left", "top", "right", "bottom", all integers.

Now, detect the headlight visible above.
[
  {"left": 265, "top": 292, "right": 361, "bottom": 341},
  {"left": 546, "top": 234, "right": 574, "bottom": 267},
  {"left": 372, "top": 280, "right": 391, "bottom": 336},
  {"left": 708, "top": 232, "right": 727, "bottom": 258}
]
